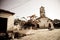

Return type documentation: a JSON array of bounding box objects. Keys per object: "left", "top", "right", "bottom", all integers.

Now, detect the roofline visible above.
[{"left": 0, "top": 9, "right": 15, "bottom": 15}]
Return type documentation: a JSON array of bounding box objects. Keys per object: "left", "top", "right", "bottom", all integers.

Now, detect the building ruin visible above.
[{"left": 37, "top": 6, "right": 54, "bottom": 29}]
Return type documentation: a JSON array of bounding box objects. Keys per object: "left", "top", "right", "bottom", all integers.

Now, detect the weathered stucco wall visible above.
[
  {"left": 0, "top": 13, "right": 12, "bottom": 18},
  {"left": 7, "top": 15, "right": 14, "bottom": 31}
]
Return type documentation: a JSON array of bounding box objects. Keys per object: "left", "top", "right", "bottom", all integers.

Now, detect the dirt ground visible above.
[{"left": 14, "top": 29, "right": 60, "bottom": 40}]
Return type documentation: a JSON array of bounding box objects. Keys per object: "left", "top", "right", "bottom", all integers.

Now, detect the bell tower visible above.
[{"left": 40, "top": 6, "right": 46, "bottom": 18}]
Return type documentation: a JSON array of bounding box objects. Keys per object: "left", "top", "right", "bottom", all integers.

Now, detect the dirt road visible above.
[{"left": 14, "top": 29, "right": 60, "bottom": 40}]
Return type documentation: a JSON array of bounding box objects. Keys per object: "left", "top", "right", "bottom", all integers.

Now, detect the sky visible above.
[{"left": 0, "top": 0, "right": 60, "bottom": 20}]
